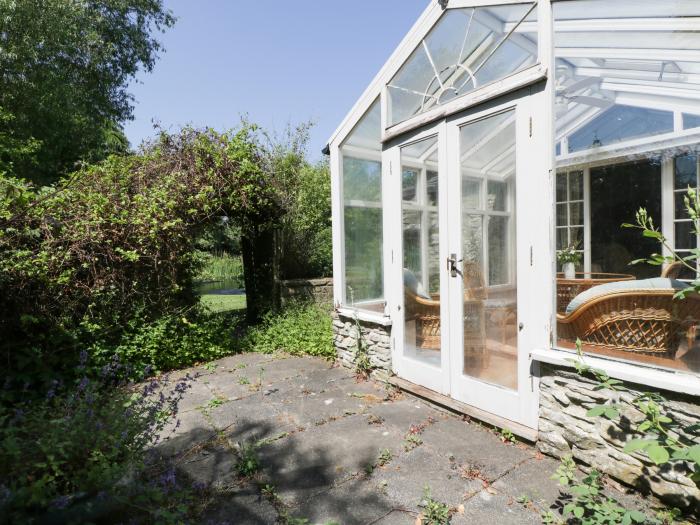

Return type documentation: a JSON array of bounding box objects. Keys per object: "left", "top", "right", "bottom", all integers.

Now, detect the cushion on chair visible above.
[
  {"left": 565, "top": 277, "right": 687, "bottom": 315},
  {"left": 403, "top": 268, "right": 431, "bottom": 300}
]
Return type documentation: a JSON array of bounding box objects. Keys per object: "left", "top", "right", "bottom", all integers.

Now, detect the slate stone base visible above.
[
  {"left": 332, "top": 313, "right": 392, "bottom": 381},
  {"left": 538, "top": 364, "right": 700, "bottom": 511}
]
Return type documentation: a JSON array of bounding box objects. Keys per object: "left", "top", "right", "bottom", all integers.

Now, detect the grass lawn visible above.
[{"left": 200, "top": 294, "right": 246, "bottom": 313}]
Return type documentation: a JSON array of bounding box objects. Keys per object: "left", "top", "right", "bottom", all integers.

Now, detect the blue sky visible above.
[{"left": 125, "top": 0, "right": 429, "bottom": 160}]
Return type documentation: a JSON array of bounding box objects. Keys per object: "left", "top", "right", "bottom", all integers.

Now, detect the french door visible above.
[{"left": 388, "top": 90, "right": 550, "bottom": 429}]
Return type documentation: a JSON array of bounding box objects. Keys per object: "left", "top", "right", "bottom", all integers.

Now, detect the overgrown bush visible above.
[
  {"left": 0, "top": 126, "right": 280, "bottom": 380},
  {"left": 0, "top": 353, "right": 197, "bottom": 523},
  {"left": 86, "top": 308, "right": 244, "bottom": 375},
  {"left": 244, "top": 303, "right": 334, "bottom": 358}
]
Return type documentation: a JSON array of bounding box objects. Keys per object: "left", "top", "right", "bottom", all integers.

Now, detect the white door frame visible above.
[
  {"left": 386, "top": 120, "right": 451, "bottom": 396},
  {"left": 386, "top": 84, "right": 552, "bottom": 430}
]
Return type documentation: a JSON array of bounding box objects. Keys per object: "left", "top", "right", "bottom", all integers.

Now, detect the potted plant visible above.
[{"left": 557, "top": 243, "right": 581, "bottom": 279}]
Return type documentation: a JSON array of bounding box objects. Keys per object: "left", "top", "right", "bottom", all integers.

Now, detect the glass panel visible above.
[
  {"left": 487, "top": 181, "right": 507, "bottom": 212},
  {"left": 554, "top": 1, "right": 700, "bottom": 374},
  {"left": 387, "top": 4, "right": 537, "bottom": 126},
  {"left": 460, "top": 111, "right": 517, "bottom": 390},
  {"left": 569, "top": 202, "right": 583, "bottom": 226},
  {"left": 344, "top": 207, "right": 383, "bottom": 305},
  {"left": 556, "top": 204, "right": 567, "bottom": 226},
  {"left": 675, "top": 155, "right": 697, "bottom": 190},
  {"left": 556, "top": 173, "right": 567, "bottom": 201},
  {"left": 675, "top": 221, "right": 697, "bottom": 251},
  {"left": 463, "top": 179, "right": 481, "bottom": 209},
  {"left": 488, "top": 216, "right": 509, "bottom": 285},
  {"left": 556, "top": 227, "right": 567, "bottom": 250},
  {"left": 684, "top": 114, "right": 700, "bottom": 130},
  {"left": 569, "top": 171, "right": 583, "bottom": 200},
  {"left": 426, "top": 170, "right": 439, "bottom": 206},
  {"left": 568, "top": 105, "right": 673, "bottom": 153},
  {"left": 402, "top": 136, "right": 441, "bottom": 366},
  {"left": 402, "top": 169, "right": 418, "bottom": 202},
  {"left": 341, "top": 99, "right": 383, "bottom": 310}
]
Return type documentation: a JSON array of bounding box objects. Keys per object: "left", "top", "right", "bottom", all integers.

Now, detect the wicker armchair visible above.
[
  {"left": 403, "top": 262, "right": 487, "bottom": 354},
  {"left": 557, "top": 289, "right": 700, "bottom": 356}
]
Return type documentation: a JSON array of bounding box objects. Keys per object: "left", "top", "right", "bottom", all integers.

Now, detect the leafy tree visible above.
[{"left": 0, "top": 0, "right": 175, "bottom": 184}]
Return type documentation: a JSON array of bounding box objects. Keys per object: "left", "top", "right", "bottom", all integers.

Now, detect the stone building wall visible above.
[
  {"left": 538, "top": 364, "right": 700, "bottom": 510},
  {"left": 280, "top": 277, "right": 333, "bottom": 307},
  {"left": 332, "top": 312, "right": 392, "bottom": 381}
]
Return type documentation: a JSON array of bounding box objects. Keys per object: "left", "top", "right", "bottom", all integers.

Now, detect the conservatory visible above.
[{"left": 327, "top": 0, "right": 700, "bottom": 442}]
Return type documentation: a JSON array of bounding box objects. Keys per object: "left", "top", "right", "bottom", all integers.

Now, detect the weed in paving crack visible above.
[
  {"left": 377, "top": 448, "right": 393, "bottom": 466},
  {"left": 419, "top": 485, "right": 451, "bottom": 525},
  {"left": 403, "top": 434, "right": 423, "bottom": 452}
]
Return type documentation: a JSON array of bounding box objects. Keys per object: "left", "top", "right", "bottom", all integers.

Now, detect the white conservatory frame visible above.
[{"left": 328, "top": 0, "right": 700, "bottom": 435}]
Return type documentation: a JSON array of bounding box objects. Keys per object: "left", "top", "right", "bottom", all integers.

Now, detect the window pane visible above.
[
  {"left": 402, "top": 169, "right": 418, "bottom": 202},
  {"left": 684, "top": 114, "right": 700, "bottom": 130},
  {"left": 675, "top": 221, "right": 697, "bottom": 250},
  {"left": 556, "top": 204, "right": 567, "bottom": 226},
  {"left": 402, "top": 136, "right": 441, "bottom": 365},
  {"left": 463, "top": 179, "right": 481, "bottom": 209},
  {"left": 556, "top": 173, "right": 567, "bottom": 202},
  {"left": 675, "top": 155, "right": 697, "bottom": 190},
  {"left": 554, "top": 0, "right": 700, "bottom": 374},
  {"left": 341, "top": 99, "right": 383, "bottom": 309},
  {"left": 568, "top": 171, "right": 583, "bottom": 200},
  {"left": 569, "top": 202, "right": 583, "bottom": 226},
  {"left": 488, "top": 216, "right": 509, "bottom": 285},
  {"left": 344, "top": 207, "right": 383, "bottom": 304},
  {"left": 556, "top": 227, "right": 567, "bottom": 250},
  {"left": 570, "top": 226, "right": 583, "bottom": 248},
  {"left": 487, "top": 181, "right": 507, "bottom": 212},
  {"left": 426, "top": 170, "right": 439, "bottom": 206},
  {"left": 387, "top": 4, "right": 537, "bottom": 126}
]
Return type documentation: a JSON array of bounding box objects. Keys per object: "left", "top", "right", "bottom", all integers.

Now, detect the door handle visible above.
[{"left": 447, "top": 253, "right": 463, "bottom": 278}]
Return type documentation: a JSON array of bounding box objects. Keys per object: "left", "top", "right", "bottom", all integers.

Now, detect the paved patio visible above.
[{"left": 156, "top": 352, "right": 650, "bottom": 524}]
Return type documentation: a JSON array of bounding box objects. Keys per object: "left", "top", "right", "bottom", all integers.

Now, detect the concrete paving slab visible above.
[
  {"left": 176, "top": 443, "right": 240, "bottom": 489},
  {"left": 256, "top": 414, "right": 404, "bottom": 507},
  {"left": 294, "top": 476, "right": 399, "bottom": 525},
  {"left": 156, "top": 408, "right": 216, "bottom": 458},
  {"left": 371, "top": 509, "right": 419, "bottom": 525},
  {"left": 371, "top": 446, "right": 482, "bottom": 513},
  {"left": 176, "top": 378, "right": 218, "bottom": 413},
  {"left": 420, "top": 417, "right": 535, "bottom": 481},
  {"left": 455, "top": 488, "right": 542, "bottom": 525},
  {"left": 203, "top": 486, "right": 278, "bottom": 525},
  {"left": 366, "top": 397, "right": 441, "bottom": 435}
]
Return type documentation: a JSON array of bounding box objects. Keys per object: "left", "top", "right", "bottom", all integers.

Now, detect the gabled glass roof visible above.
[{"left": 387, "top": 3, "right": 538, "bottom": 127}]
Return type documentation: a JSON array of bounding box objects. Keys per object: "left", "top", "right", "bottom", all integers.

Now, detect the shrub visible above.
[
  {"left": 244, "top": 303, "right": 334, "bottom": 358},
  {"left": 0, "top": 125, "right": 279, "bottom": 379},
  {"left": 0, "top": 353, "right": 196, "bottom": 523},
  {"left": 86, "top": 308, "right": 244, "bottom": 375}
]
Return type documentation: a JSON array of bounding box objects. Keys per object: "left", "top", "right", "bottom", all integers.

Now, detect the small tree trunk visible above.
[{"left": 241, "top": 223, "right": 278, "bottom": 325}]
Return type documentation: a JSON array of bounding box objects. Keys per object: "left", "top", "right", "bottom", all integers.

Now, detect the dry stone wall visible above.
[
  {"left": 332, "top": 312, "right": 392, "bottom": 381},
  {"left": 280, "top": 278, "right": 333, "bottom": 307},
  {"left": 538, "top": 364, "right": 700, "bottom": 510}
]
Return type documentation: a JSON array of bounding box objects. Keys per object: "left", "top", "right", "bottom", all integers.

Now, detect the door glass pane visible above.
[
  {"left": 460, "top": 111, "right": 517, "bottom": 390},
  {"left": 402, "top": 136, "right": 441, "bottom": 366}
]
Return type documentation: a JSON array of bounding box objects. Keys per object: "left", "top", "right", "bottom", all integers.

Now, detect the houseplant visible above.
[{"left": 557, "top": 243, "right": 581, "bottom": 279}]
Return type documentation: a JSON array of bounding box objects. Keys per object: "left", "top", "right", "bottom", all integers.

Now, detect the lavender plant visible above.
[{"left": 0, "top": 352, "right": 197, "bottom": 523}]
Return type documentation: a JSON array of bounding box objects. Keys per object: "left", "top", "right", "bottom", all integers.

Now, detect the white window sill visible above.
[
  {"left": 531, "top": 348, "right": 700, "bottom": 397},
  {"left": 336, "top": 307, "right": 393, "bottom": 327}
]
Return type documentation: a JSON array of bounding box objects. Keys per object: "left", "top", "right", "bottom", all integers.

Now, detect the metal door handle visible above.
[{"left": 447, "top": 254, "right": 463, "bottom": 277}]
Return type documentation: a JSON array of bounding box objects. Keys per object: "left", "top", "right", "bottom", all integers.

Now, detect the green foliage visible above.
[
  {"left": 352, "top": 315, "right": 373, "bottom": 379},
  {"left": 244, "top": 303, "right": 334, "bottom": 358},
  {"left": 377, "top": 448, "right": 393, "bottom": 466},
  {"left": 557, "top": 242, "right": 582, "bottom": 265},
  {"left": 0, "top": 0, "right": 174, "bottom": 184},
  {"left": 403, "top": 434, "right": 423, "bottom": 452},
  {"left": 0, "top": 357, "right": 195, "bottom": 523},
  {"left": 553, "top": 463, "right": 649, "bottom": 525},
  {"left": 420, "top": 485, "right": 451, "bottom": 525},
  {"left": 196, "top": 252, "right": 245, "bottom": 286},
  {"left": 0, "top": 125, "right": 273, "bottom": 380},
  {"left": 571, "top": 340, "right": 700, "bottom": 488},
  {"left": 235, "top": 442, "right": 260, "bottom": 477},
  {"left": 87, "top": 309, "right": 242, "bottom": 375},
  {"left": 500, "top": 427, "right": 516, "bottom": 444},
  {"left": 623, "top": 188, "right": 700, "bottom": 296}
]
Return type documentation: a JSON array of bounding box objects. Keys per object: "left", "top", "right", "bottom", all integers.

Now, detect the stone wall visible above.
[
  {"left": 332, "top": 312, "right": 392, "bottom": 381},
  {"left": 538, "top": 364, "right": 700, "bottom": 510},
  {"left": 280, "top": 277, "right": 333, "bottom": 307}
]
